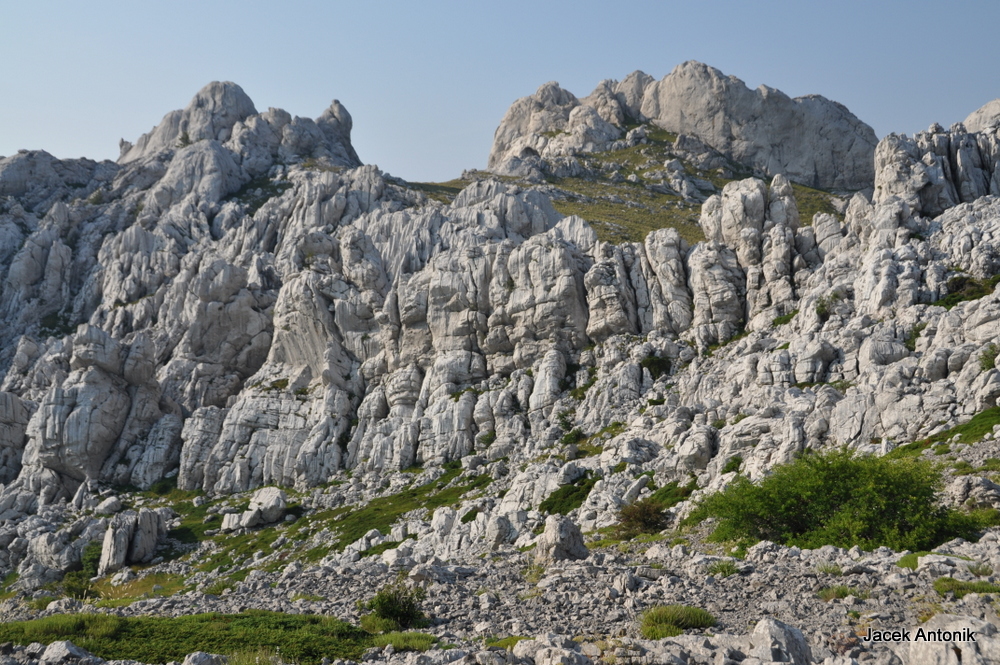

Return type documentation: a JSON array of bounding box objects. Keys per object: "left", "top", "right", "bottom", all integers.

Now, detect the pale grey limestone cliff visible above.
[
  {"left": 490, "top": 62, "right": 877, "bottom": 190},
  {"left": 3, "top": 76, "right": 1000, "bottom": 615}
]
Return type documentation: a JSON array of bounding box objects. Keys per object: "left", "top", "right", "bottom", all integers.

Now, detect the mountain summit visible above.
[{"left": 489, "top": 61, "right": 877, "bottom": 190}]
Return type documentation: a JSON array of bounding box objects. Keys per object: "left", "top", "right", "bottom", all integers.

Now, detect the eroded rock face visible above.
[
  {"left": 5, "top": 74, "right": 1000, "bottom": 623},
  {"left": 534, "top": 514, "right": 588, "bottom": 563},
  {"left": 490, "top": 61, "right": 877, "bottom": 190}
]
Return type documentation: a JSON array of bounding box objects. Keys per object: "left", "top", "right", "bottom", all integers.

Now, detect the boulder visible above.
[{"left": 535, "top": 515, "right": 589, "bottom": 563}]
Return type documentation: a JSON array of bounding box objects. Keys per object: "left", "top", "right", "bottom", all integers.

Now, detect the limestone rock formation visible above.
[
  {"left": 490, "top": 61, "right": 877, "bottom": 190},
  {"left": 534, "top": 514, "right": 589, "bottom": 563},
  {"left": 965, "top": 98, "right": 1000, "bottom": 133},
  {"left": 2, "top": 71, "right": 1000, "bottom": 664}
]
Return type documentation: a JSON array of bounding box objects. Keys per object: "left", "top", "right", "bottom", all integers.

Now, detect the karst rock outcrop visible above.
[{"left": 1, "top": 73, "right": 1000, "bottom": 665}]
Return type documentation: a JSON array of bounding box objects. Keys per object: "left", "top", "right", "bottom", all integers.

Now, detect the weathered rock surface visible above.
[
  {"left": 2, "top": 70, "right": 1000, "bottom": 665},
  {"left": 490, "top": 61, "right": 877, "bottom": 190}
]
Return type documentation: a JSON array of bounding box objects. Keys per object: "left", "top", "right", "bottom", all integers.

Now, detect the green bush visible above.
[
  {"left": 81, "top": 540, "right": 103, "bottom": 578},
  {"left": 639, "top": 355, "right": 671, "bottom": 380},
  {"left": 359, "top": 579, "right": 427, "bottom": 631},
  {"left": 560, "top": 428, "right": 586, "bottom": 446},
  {"left": 904, "top": 323, "right": 928, "bottom": 352},
  {"left": 684, "top": 448, "right": 987, "bottom": 551},
  {"left": 639, "top": 605, "right": 715, "bottom": 639},
  {"left": 646, "top": 479, "right": 697, "bottom": 510},
  {"left": 615, "top": 499, "right": 668, "bottom": 540},
  {"left": 721, "top": 456, "right": 742, "bottom": 474},
  {"left": 982, "top": 343, "right": 1000, "bottom": 371},
  {"left": 934, "top": 274, "right": 1000, "bottom": 310},
  {"left": 62, "top": 571, "right": 99, "bottom": 601}
]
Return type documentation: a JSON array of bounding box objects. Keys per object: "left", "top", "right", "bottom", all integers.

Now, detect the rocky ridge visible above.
[
  {"left": 488, "top": 62, "right": 878, "bottom": 191},
  {"left": 0, "top": 75, "right": 999, "bottom": 665}
]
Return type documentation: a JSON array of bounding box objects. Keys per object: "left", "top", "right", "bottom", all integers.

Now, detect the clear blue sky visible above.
[{"left": 2, "top": 0, "right": 999, "bottom": 182}]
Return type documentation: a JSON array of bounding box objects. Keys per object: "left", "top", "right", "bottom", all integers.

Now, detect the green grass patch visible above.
[
  {"left": 0, "top": 611, "right": 370, "bottom": 664},
  {"left": 772, "top": 310, "right": 798, "bottom": 327},
  {"left": 933, "top": 577, "right": 1000, "bottom": 599},
  {"left": 371, "top": 632, "right": 437, "bottom": 652},
  {"left": 707, "top": 561, "right": 739, "bottom": 578},
  {"left": 789, "top": 183, "right": 841, "bottom": 226},
  {"left": 93, "top": 573, "right": 186, "bottom": 608},
  {"left": 486, "top": 636, "right": 530, "bottom": 651},
  {"left": 320, "top": 464, "right": 490, "bottom": 551},
  {"left": 407, "top": 179, "right": 467, "bottom": 204},
  {"left": 685, "top": 447, "right": 990, "bottom": 552},
  {"left": 639, "top": 605, "right": 715, "bottom": 639},
  {"left": 817, "top": 586, "right": 868, "bottom": 602},
  {"left": 888, "top": 407, "right": 1000, "bottom": 459},
  {"left": 539, "top": 472, "right": 598, "bottom": 515},
  {"left": 228, "top": 176, "right": 293, "bottom": 216},
  {"left": 968, "top": 562, "right": 994, "bottom": 577},
  {"left": 934, "top": 274, "right": 1000, "bottom": 310}
]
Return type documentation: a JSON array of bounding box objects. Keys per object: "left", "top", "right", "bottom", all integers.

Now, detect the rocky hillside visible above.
[{"left": 1, "top": 64, "right": 1000, "bottom": 665}]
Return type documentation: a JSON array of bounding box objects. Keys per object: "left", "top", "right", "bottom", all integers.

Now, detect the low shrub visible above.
[
  {"left": 706, "top": 561, "right": 739, "bottom": 578},
  {"left": 982, "top": 343, "right": 1000, "bottom": 371},
  {"left": 615, "top": 499, "right": 669, "bottom": 540},
  {"left": 639, "top": 605, "right": 715, "bottom": 639},
  {"left": 639, "top": 355, "right": 671, "bottom": 380},
  {"left": 888, "top": 407, "right": 1000, "bottom": 458},
  {"left": 721, "top": 456, "right": 742, "bottom": 474},
  {"left": 816, "top": 563, "right": 842, "bottom": 576},
  {"left": 684, "top": 448, "right": 988, "bottom": 552},
  {"left": 967, "top": 562, "right": 994, "bottom": 577},
  {"left": 359, "top": 579, "right": 427, "bottom": 632},
  {"left": 934, "top": 274, "right": 1000, "bottom": 310}
]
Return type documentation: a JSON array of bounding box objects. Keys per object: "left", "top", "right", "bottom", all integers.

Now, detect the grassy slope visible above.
[{"left": 409, "top": 125, "right": 843, "bottom": 245}]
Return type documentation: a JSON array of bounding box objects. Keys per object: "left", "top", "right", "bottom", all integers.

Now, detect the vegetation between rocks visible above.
[
  {"left": 639, "top": 604, "right": 716, "bottom": 639},
  {"left": 684, "top": 448, "right": 996, "bottom": 552},
  {"left": 0, "top": 611, "right": 370, "bottom": 664}
]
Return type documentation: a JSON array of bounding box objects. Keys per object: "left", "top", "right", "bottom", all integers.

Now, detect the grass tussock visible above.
[
  {"left": 933, "top": 577, "right": 1000, "bottom": 599},
  {"left": 639, "top": 605, "right": 715, "bottom": 639}
]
